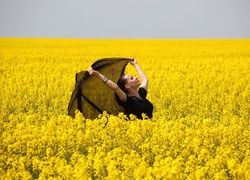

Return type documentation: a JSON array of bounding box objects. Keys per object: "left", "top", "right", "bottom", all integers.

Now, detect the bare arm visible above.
[
  {"left": 87, "top": 67, "right": 127, "bottom": 101},
  {"left": 128, "top": 58, "right": 148, "bottom": 90}
]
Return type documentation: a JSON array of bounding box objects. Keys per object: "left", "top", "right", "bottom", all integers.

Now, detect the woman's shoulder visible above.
[
  {"left": 139, "top": 86, "right": 147, "bottom": 92},
  {"left": 139, "top": 86, "right": 148, "bottom": 98}
]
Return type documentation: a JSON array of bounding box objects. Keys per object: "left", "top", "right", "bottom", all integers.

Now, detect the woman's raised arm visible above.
[
  {"left": 128, "top": 58, "right": 148, "bottom": 90},
  {"left": 87, "top": 67, "right": 127, "bottom": 101}
]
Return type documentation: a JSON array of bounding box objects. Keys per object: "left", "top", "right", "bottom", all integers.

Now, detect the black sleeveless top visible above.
[{"left": 117, "top": 87, "right": 153, "bottom": 119}]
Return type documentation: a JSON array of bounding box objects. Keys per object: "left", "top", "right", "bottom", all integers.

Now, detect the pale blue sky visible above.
[{"left": 0, "top": 0, "right": 250, "bottom": 38}]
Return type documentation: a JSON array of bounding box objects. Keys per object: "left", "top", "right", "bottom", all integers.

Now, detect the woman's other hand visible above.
[
  {"left": 127, "top": 58, "right": 137, "bottom": 65},
  {"left": 87, "top": 67, "right": 99, "bottom": 76}
]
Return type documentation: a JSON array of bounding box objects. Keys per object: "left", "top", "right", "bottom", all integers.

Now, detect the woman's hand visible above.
[
  {"left": 87, "top": 67, "right": 99, "bottom": 76},
  {"left": 127, "top": 58, "right": 137, "bottom": 65}
]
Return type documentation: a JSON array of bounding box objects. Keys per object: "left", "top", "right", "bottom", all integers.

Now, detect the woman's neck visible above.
[{"left": 128, "top": 88, "right": 141, "bottom": 99}]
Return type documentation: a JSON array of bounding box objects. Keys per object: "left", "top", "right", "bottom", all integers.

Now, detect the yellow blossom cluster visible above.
[{"left": 0, "top": 38, "right": 250, "bottom": 179}]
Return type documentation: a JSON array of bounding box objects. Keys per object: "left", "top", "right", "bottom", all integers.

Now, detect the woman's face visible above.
[{"left": 124, "top": 74, "right": 141, "bottom": 89}]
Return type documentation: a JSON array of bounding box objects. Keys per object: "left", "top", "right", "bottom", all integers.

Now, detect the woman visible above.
[{"left": 87, "top": 58, "right": 153, "bottom": 119}]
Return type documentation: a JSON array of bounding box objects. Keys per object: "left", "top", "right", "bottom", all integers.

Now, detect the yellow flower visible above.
[{"left": 1, "top": 38, "right": 250, "bottom": 179}]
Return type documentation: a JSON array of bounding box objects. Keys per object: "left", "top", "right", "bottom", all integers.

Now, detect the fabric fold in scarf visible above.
[{"left": 68, "top": 58, "right": 128, "bottom": 119}]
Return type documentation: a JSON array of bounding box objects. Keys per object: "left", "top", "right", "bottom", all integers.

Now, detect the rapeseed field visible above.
[{"left": 0, "top": 38, "right": 250, "bottom": 179}]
